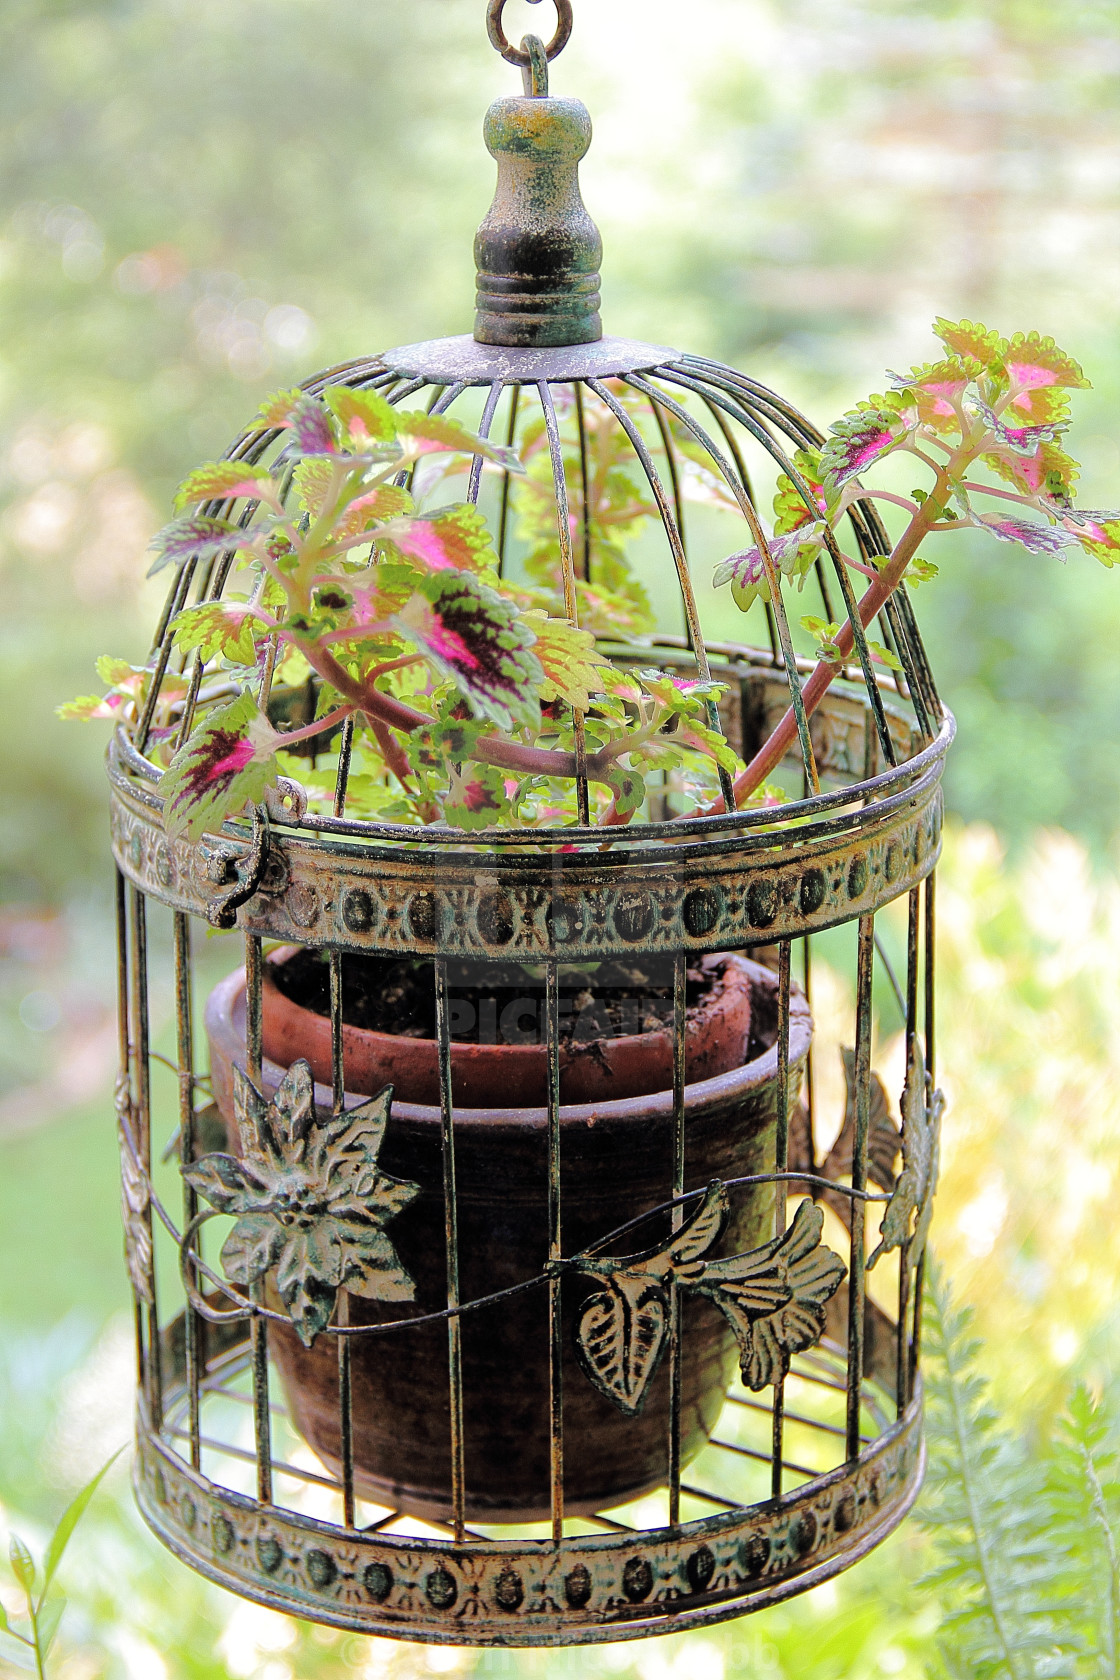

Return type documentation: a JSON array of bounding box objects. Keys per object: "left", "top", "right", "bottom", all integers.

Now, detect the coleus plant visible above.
[
  {"left": 708, "top": 316, "right": 1118, "bottom": 811},
  {"left": 66, "top": 382, "right": 739, "bottom": 836},
  {"left": 65, "top": 320, "right": 1117, "bottom": 838}
]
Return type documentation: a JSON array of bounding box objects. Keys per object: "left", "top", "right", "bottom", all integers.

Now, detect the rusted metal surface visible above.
[
  {"left": 108, "top": 762, "right": 944, "bottom": 967},
  {"left": 474, "top": 91, "right": 603, "bottom": 347},
  {"left": 111, "top": 7, "right": 949, "bottom": 1622},
  {"left": 134, "top": 1336, "right": 923, "bottom": 1645},
  {"left": 379, "top": 334, "right": 678, "bottom": 384},
  {"left": 475, "top": 4, "right": 601, "bottom": 346},
  {"left": 487, "top": 0, "right": 574, "bottom": 69}
]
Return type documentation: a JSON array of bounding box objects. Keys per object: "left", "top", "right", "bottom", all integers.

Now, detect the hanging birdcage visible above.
[{"left": 107, "top": 0, "right": 948, "bottom": 1646}]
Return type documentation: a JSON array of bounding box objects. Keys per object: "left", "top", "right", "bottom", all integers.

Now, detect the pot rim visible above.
[
  {"left": 260, "top": 942, "right": 749, "bottom": 1065},
  {"left": 205, "top": 957, "right": 812, "bottom": 1130}
]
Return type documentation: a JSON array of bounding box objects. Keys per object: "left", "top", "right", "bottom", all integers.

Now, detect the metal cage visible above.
[{"left": 106, "top": 3, "right": 948, "bottom": 1649}]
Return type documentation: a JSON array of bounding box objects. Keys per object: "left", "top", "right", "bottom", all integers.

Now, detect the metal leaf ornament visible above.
[
  {"left": 867, "top": 1039, "right": 944, "bottom": 1271},
  {"left": 182, "top": 1060, "right": 419, "bottom": 1346},
  {"left": 693, "top": 1200, "right": 847, "bottom": 1392},
  {"left": 573, "top": 1186, "right": 729, "bottom": 1415},
  {"left": 790, "top": 1048, "right": 902, "bottom": 1232},
  {"left": 574, "top": 1185, "right": 846, "bottom": 1412},
  {"left": 116, "top": 1076, "right": 154, "bottom": 1305}
]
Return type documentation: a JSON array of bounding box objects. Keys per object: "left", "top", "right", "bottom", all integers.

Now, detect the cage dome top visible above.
[{"left": 109, "top": 0, "right": 949, "bottom": 949}]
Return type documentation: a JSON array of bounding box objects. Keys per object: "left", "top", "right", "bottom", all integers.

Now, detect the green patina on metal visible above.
[
  {"left": 107, "top": 0, "right": 950, "bottom": 1646},
  {"left": 475, "top": 1, "right": 602, "bottom": 347}
]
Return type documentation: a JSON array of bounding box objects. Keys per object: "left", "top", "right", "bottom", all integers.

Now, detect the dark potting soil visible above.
[{"left": 269, "top": 949, "right": 727, "bottom": 1048}]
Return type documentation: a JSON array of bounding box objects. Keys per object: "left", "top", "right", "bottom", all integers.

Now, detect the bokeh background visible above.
[{"left": 3, "top": 0, "right": 1120, "bottom": 1674}]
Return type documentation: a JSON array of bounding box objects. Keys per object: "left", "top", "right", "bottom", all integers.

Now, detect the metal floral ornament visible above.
[
  {"left": 574, "top": 1184, "right": 846, "bottom": 1414},
  {"left": 183, "top": 1060, "right": 419, "bottom": 1345}
]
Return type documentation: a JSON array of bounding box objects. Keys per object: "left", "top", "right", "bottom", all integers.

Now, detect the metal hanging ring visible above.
[{"left": 486, "top": 0, "right": 573, "bottom": 68}]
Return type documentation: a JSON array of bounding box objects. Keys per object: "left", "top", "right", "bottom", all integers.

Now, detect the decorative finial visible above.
[{"left": 475, "top": 1, "right": 603, "bottom": 348}]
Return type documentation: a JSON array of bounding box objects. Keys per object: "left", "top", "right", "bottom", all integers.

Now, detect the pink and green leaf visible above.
[
  {"left": 819, "top": 402, "right": 909, "bottom": 490},
  {"left": 285, "top": 394, "right": 338, "bottom": 457},
  {"left": 1065, "top": 513, "right": 1120, "bottom": 567},
  {"left": 256, "top": 389, "right": 304, "bottom": 427},
  {"left": 965, "top": 393, "right": 1068, "bottom": 456},
  {"left": 713, "top": 525, "right": 825, "bottom": 611},
  {"left": 58, "top": 691, "right": 131, "bottom": 721},
  {"left": 147, "top": 514, "right": 249, "bottom": 577},
  {"left": 933, "top": 318, "right": 1007, "bottom": 371},
  {"left": 173, "top": 462, "right": 278, "bottom": 513},
  {"left": 605, "top": 763, "right": 646, "bottom": 817},
  {"left": 890, "top": 358, "right": 978, "bottom": 434},
  {"left": 523, "top": 612, "right": 612, "bottom": 711},
  {"left": 160, "top": 691, "right": 282, "bottom": 841},
  {"left": 974, "top": 512, "right": 1076, "bottom": 557},
  {"left": 984, "top": 440, "right": 1080, "bottom": 499},
  {"left": 393, "top": 411, "right": 523, "bottom": 471},
  {"left": 323, "top": 386, "right": 401, "bottom": 448},
  {"left": 170, "top": 601, "right": 272, "bottom": 664},
  {"left": 1002, "top": 330, "right": 1089, "bottom": 394},
  {"left": 773, "top": 451, "right": 830, "bottom": 534},
  {"left": 394, "top": 572, "right": 543, "bottom": 733},
  {"left": 384, "top": 506, "right": 498, "bottom": 574},
  {"left": 443, "top": 765, "right": 513, "bottom": 831}
]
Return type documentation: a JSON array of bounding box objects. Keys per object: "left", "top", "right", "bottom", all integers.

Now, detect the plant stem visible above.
[
  {"left": 702, "top": 484, "right": 946, "bottom": 814},
  {"left": 301, "top": 643, "right": 617, "bottom": 786},
  {"left": 275, "top": 704, "right": 354, "bottom": 746}
]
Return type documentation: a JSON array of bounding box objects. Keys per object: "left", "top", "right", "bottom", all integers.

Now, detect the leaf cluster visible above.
[{"left": 64, "top": 380, "right": 746, "bottom": 837}]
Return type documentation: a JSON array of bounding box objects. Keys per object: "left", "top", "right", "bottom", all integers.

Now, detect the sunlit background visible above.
[{"left": 3, "top": 0, "right": 1120, "bottom": 1673}]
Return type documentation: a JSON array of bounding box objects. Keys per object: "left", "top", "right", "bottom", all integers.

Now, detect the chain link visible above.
[{"left": 486, "top": 0, "right": 573, "bottom": 69}]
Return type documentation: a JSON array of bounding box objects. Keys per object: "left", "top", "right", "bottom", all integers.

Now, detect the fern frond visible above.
[
  {"left": 1046, "top": 1382, "right": 1120, "bottom": 1679},
  {"left": 919, "top": 1260, "right": 1079, "bottom": 1680}
]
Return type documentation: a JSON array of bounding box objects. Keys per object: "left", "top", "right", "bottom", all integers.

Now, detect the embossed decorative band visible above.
[
  {"left": 134, "top": 1328, "right": 923, "bottom": 1646},
  {"left": 109, "top": 778, "right": 942, "bottom": 959}
]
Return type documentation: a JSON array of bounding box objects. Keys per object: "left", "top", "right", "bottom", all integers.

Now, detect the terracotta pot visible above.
[
  {"left": 259, "top": 950, "right": 756, "bottom": 1107},
  {"left": 205, "top": 955, "right": 812, "bottom": 1524}
]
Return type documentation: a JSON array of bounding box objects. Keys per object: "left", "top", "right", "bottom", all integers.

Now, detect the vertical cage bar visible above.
[
  {"left": 573, "top": 382, "right": 592, "bottom": 582},
  {"left": 115, "top": 869, "right": 145, "bottom": 1392},
  {"left": 846, "top": 916, "right": 875, "bottom": 1460},
  {"left": 802, "top": 933, "right": 816, "bottom": 1174},
  {"left": 129, "top": 886, "right": 162, "bottom": 1431},
  {"left": 545, "top": 959, "right": 565, "bottom": 1542},
  {"left": 333, "top": 715, "right": 355, "bottom": 819},
  {"left": 245, "top": 935, "right": 263, "bottom": 1086},
  {"left": 497, "top": 384, "right": 520, "bottom": 575},
  {"left": 245, "top": 928, "right": 271, "bottom": 1499},
  {"left": 538, "top": 381, "right": 590, "bottom": 826},
  {"left": 593, "top": 378, "right": 737, "bottom": 808},
  {"left": 630, "top": 374, "right": 819, "bottom": 798},
  {"left": 434, "top": 958, "right": 466, "bottom": 1542},
  {"left": 911, "top": 871, "right": 937, "bottom": 1392},
  {"left": 924, "top": 872, "right": 936, "bottom": 1085},
  {"left": 771, "top": 941, "right": 792, "bottom": 1499},
  {"left": 330, "top": 952, "right": 345, "bottom": 1115},
  {"left": 173, "top": 911, "right": 202, "bottom": 1471},
  {"left": 251, "top": 1282, "right": 273, "bottom": 1506},
  {"left": 649, "top": 396, "right": 687, "bottom": 566},
  {"left": 468, "top": 382, "right": 505, "bottom": 505},
  {"left": 896, "top": 888, "right": 922, "bottom": 1413},
  {"left": 329, "top": 946, "right": 356, "bottom": 1525},
  {"left": 337, "top": 1291, "right": 355, "bottom": 1529},
  {"left": 668, "top": 950, "right": 687, "bottom": 1527}
]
